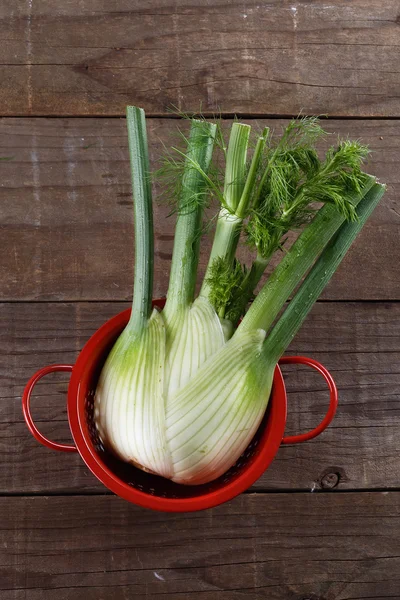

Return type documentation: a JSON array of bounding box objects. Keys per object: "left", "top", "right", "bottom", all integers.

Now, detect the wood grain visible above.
[
  {"left": 1, "top": 117, "right": 398, "bottom": 301},
  {"left": 1, "top": 492, "right": 400, "bottom": 599},
  {"left": 1, "top": 1, "right": 399, "bottom": 598},
  {"left": 4, "top": 301, "right": 399, "bottom": 494},
  {"left": 0, "top": 1, "right": 399, "bottom": 116}
]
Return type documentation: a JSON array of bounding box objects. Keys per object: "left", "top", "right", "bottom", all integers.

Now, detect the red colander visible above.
[{"left": 22, "top": 300, "right": 338, "bottom": 512}]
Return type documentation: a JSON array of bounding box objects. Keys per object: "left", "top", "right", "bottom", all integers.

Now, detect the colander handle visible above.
[
  {"left": 22, "top": 365, "right": 78, "bottom": 453},
  {"left": 280, "top": 356, "right": 338, "bottom": 445}
]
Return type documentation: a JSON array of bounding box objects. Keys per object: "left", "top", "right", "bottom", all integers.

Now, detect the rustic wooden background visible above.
[{"left": 1, "top": 1, "right": 399, "bottom": 598}]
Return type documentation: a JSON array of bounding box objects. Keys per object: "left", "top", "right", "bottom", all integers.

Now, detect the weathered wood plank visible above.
[
  {"left": 0, "top": 117, "right": 398, "bottom": 301},
  {"left": 2, "top": 301, "right": 399, "bottom": 493},
  {"left": 1, "top": 493, "right": 400, "bottom": 599},
  {"left": 0, "top": 1, "right": 399, "bottom": 116}
]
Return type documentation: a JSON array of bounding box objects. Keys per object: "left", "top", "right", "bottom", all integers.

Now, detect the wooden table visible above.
[{"left": 1, "top": 2, "right": 399, "bottom": 598}]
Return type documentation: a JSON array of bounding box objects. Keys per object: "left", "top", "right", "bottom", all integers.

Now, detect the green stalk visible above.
[
  {"left": 236, "top": 127, "right": 269, "bottom": 217},
  {"left": 264, "top": 182, "right": 386, "bottom": 363},
  {"left": 126, "top": 106, "right": 154, "bottom": 334},
  {"left": 200, "top": 127, "right": 268, "bottom": 299},
  {"left": 238, "top": 175, "right": 376, "bottom": 334},
  {"left": 224, "top": 123, "right": 251, "bottom": 211},
  {"left": 201, "top": 209, "right": 243, "bottom": 285},
  {"left": 164, "top": 120, "right": 217, "bottom": 315}
]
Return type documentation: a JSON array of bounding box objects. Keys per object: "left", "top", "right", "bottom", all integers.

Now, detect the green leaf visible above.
[{"left": 206, "top": 256, "right": 248, "bottom": 320}]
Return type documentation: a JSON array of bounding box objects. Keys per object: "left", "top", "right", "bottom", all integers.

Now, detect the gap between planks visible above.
[
  {"left": 2, "top": 299, "right": 400, "bottom": 304},
  {"left": 1, "top": 114, "right": 400, "bottom": 120},
  {"left": 1, "top": 487, "right": 400, "bottom": 498}
]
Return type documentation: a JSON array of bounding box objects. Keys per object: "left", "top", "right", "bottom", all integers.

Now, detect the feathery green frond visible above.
[
  {"left": 205, "top": 257, "right": 248, "bottom": 320},
  {"left": 247, "top": 134, "right": 369, "bottom": 261},
  {"left": 154, "top": 120, "right": 225, "bottom": 214},
  {"left": 279, "top": 115, "right": 326, "bottom": 149},
  {"left": 293, "top": 139, "right": 370, "bottom": 222}
]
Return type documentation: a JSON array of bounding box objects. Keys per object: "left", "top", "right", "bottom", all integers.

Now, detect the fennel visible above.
[
  {"left": 95, "top": 107, "right": 171, "bottom": 477},
  {"left": 94, "top": 106, "right": 385, "bottom": 485}
]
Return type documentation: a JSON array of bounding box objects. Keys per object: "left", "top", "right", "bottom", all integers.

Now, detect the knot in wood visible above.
[{"left": 320, "top": 472, "right": 340, "bottom": 489}]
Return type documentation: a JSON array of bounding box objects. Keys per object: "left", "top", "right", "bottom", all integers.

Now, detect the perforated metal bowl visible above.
[{"left": 23, "top": 300, "right": 337, "bottom": 512}]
